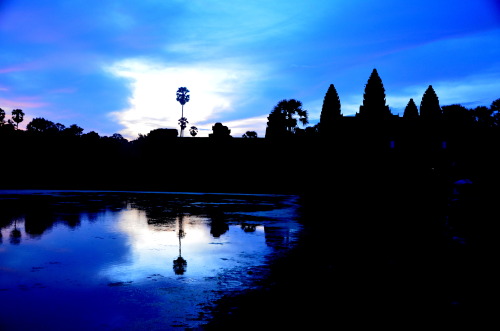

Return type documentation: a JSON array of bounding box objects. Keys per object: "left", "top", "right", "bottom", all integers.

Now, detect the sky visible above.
[{"left": 1, "top": 0, "right": 499, "bottom": 139}]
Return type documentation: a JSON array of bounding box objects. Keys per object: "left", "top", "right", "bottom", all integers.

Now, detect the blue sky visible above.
[{"left": 1, "top": 0, "right": 499, "bottom": 138}]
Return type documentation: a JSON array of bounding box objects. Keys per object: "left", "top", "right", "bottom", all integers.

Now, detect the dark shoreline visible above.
[{"left": 201, "top": 177, "right": 498, "bottom": 329}]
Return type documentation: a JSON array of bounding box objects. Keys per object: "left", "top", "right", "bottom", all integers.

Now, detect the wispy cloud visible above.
[{"left": 0, "top": 97, "right": 49, "bottom": 110}]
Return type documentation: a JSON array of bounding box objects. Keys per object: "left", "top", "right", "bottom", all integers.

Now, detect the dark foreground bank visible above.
[{"left": 202, "top": 173, "right": 498, "bottom": 330}]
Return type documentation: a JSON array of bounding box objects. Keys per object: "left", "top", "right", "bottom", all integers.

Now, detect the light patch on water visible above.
[{"left": 0, "top": 191, "right": 302, "bottom": 330}]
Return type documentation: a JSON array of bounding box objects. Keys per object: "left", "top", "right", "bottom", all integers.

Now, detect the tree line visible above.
[
  {"left": 2, "top": 68, "right": 500, "bottom": 194},
  {"left": 2, "top": 68, "right": 499, "bottom": 143}
]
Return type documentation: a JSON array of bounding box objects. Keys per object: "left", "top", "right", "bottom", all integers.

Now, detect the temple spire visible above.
[{"left": 357, "top": 69, "right": 392, "bottom": 119}]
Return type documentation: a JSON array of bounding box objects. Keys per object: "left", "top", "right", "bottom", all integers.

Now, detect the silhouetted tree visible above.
[
  {"left": 210, "top": 122, "right": 231, "bottom": 138},
  {"left": 442, "top": 104, "right": 473, "bottom": 126},
  {"left": 4, "top": 119, "right": 15, "bottom": 131},
  {"left": 266, "top": 99, "right": 308, "bottom": 138},
  {"left": 319, "top": 84, "right": 342, "bottom": 134},
  {"left": 55, "top": 123, "right": 66, "bottom": 132},
  {"left": 490, "top": 98, "right": 500, "bottom": 126},
  {"left": 63, "top": 124, "right": 84, "bottom": 137},
  {"left": 472, "top": 106, "right": 493, "bottom": 128},
  {"left": 26, "top": 117, "right": 57, "bottom": 134},
  {"left": 189, "top": 126, "right": 198, "bottom": 137},
  {"left": 357, "top": 69, "right": 392, "bottom": 119},
  {"left": 176, "top": 87, "right": 190, "bottom": 137},
  {"left": 11, "top": 109, "right": 24, "bottom": 130},
  {"left": 0, "top": 109, "right": 13, "bottom": 133},
  {"left": 242, "top": 131, "right": 257, "bottom": 138},
  {"left": 403, "top": 98, "right": 419, "bottom": 119},
  {"left": 109, "top": 133, "right": 127, "bottom": 143},
  {"left": 178, "top": 117, "right": 188, "bottom": 137},
  {"left": 265, "top": 107, "right": 288, "bottom": 138},
  {"left": 491, "top": 98, "right": 500, "bottom": 113},
  {"left": 82, "top": 131, "right": 100, "bottom": 142},
  {"left": 420, "top": 85, "right": 442, "bottom": 121},
  {"left": 147, "top": 128, "right": 178, "bottom": 140}
]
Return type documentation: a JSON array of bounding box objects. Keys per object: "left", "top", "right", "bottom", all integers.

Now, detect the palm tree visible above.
[
  {"left": 189, "top": 126, "right": 198, "bottom": 137},
  {"left": 12, "top": 109, "right": 25, "bottom": 130},
  {"left": 273, "top": 99, "right": 308, "bottom": 133},
  {"left": 176, "top": 87, "right": 190, "bottom": 137},
  {"left": 178, "top": 117, "right": 189, "bottom": 137}
]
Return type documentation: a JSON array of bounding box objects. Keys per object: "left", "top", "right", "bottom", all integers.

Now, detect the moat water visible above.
[{"left": 0, "top": 191, "right": 302, "bottom": 330}]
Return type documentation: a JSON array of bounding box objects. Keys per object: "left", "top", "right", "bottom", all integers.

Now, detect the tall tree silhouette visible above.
[
  {"left": 266, "top": 99, "right": 308, "bottom": 138},
  {"left": 420, "top": 85, "right": 442, "bottom": 121},
  {"left": 176, "top": 87, "right": 190, "bottom": 137},
  {"left": 12, "top": 109, "right": 24, "bottom": 130},
  {"left": 403, "top": 98, "right": 419, "bottom": 119},
  {"left": 357, "top": 69, "right": 392, "bottom": 119},
  {"left": 319, "top": 84, "right": 342, "bottom": 135}
]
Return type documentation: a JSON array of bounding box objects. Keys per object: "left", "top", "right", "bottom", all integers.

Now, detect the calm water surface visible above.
[{"left": 0, "top": 191, "right": 302, "bottom": 330}]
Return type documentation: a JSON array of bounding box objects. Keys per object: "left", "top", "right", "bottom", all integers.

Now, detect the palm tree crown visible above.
[
  {"left": 12, "top": 109, "right": 25, "bottom": 129},
  {"left": 273, "top": 99, "right": 308, "bottom": 133},
  {"left": 176, "top": 87, "right": 190, "bottom": 106}
]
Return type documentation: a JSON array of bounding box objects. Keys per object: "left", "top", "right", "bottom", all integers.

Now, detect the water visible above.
[{"left": 0, "top": 191, "right": 302, "bottom": 330}]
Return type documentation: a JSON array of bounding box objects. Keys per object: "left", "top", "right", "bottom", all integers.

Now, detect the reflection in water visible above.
[
  {"left": 9, "top": 218, "right": 22, "bottom": 245},
  {"left": 173, "top": 214, "right": 187, "bottom": 275},
  {"left": 0, "top": 191, "right": 302, "bottom": 330}
]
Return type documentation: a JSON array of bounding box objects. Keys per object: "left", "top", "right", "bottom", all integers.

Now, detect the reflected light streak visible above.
[{"left": 101, "top": 208, "right": 267, "bottom": 282}]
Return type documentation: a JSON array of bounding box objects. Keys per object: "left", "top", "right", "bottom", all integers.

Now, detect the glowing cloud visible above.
[
  {"left": 107, "top": 58, "right": 262, "bottom": 139},
  {"left": 219, "top": 115, "right": 269, "bottom": 138}
]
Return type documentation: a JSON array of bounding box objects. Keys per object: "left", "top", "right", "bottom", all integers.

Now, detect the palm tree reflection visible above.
[{"left": 173, "top": 214, "right": 187, "bottom": 275}]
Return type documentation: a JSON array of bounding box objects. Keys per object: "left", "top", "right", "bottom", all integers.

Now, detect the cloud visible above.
[
  {"left": 0, "top": 97, "right": 49, "bottom": 110},
  {"left": 218, "top": 115, "right": 268, "bottom": 138},
  {"left": 107, "top": 58, "right": 264, "bottom": 139}
]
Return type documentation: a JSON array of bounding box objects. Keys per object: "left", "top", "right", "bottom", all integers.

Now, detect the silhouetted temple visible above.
[{"left": 1, "top": 68, "right": 499, "bottom": 195}]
